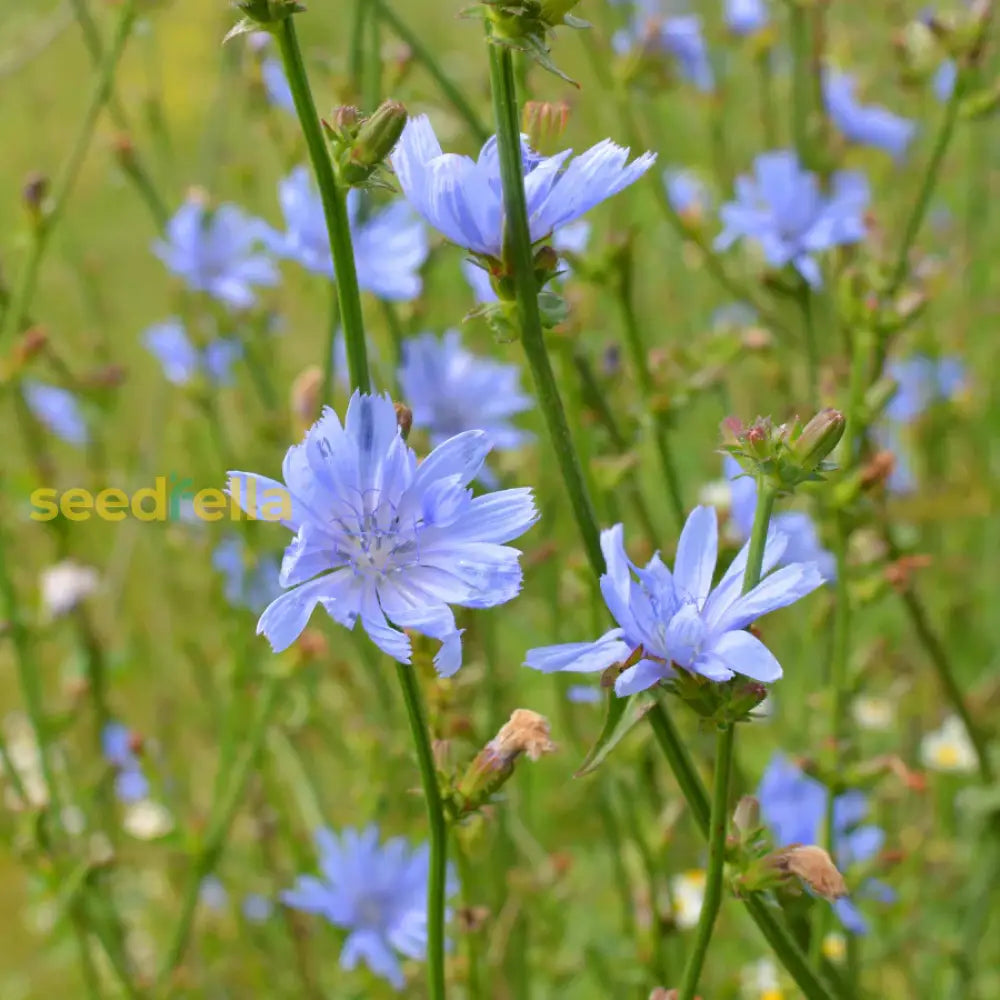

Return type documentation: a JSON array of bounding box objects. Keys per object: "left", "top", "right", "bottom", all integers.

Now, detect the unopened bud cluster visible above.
[
  {"left": 722, "top": 409, "right": 846, "bottom": 494},
  {"left": 324, "top": 101, "right": 409, "bottom": 188},
  {"left": 225, "top": 0, "right": 304, "bottom": 42}
]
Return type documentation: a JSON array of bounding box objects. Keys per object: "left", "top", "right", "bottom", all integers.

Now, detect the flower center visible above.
[
  {"left": 332, "top": 494, "right": 418, "bottom": 580},
  {"left": 663, "top": 602, "right": 707, "bottom": 668},
  {"left": 355, "top": 894, "right": 385, "bottom": 929}
]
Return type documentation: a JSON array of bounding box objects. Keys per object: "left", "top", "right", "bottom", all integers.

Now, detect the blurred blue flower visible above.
[
  {"left": 758, "top": 754, "right": 892, "bottom": 933},
  {"left": 144, "top": 318, "right": 242, "bottom": 386},
  {"left": 391, "top": 116, "right": 654, "bottom": 260},
  {"left": 612, "top": 4, "right": 715, "bottom": 91},
  {"left": 261, "top": 57, "right": 295, "bottom": 113},
  {"left": 101, "top": 722, "right": 149, "bottom": 803},
  {"left": 710, "top": 301, "right": 758, "bottom": 330},
  {"left": 199, "top": 876, "right": 229, "bottom": 911},
  {"left": 664, "top": 168, "right": 709, "bottom": 216},
  {"left": 715, "top": 151, "right": 869, "bottom": 287},
  {"left": 874, "top": 356, "right": 965, "bottom": 492},
  {"left": 723, "top": 457, "right": 836, "bottom": 581},
  {"left": 154, "top": 199, "right": 278, "bottom": 309},
  {"left": 212, "top": 535, "right": 282, "bottom": 613},
  {"left": 398, "top": 330, "right": 533, "bottom": 461},
  {"left": 725, "top": 0, "right": 768, "bottom": 35},
  {"left": 282, "top": 825, "right": 458, "bottom": 990},
  {"left": 266, "top": 167, "right": 428, "bottom": 301},
  {"left": 23, "top": 381, "right": 89, "bottom": 447},
  {"left": 463, "top": 221, "right": 591, "bottom": 304},
  {"left": 567, "top": 685, "right": 602, "bottom": 704},
  {"left": 933, "top": 60, "right": 957, "bottom": 102},
  {"left": 824, "top": 71, "right": 916, "bottom": 161},
  {"left": 242, "top": 893, "right": 275, "bottom": 923},
  {"left": 228, "top": 392, "right": 538, "bottom": 675},
  {"left": 525, "top": 506, "right": 823, "bottom": 695}
]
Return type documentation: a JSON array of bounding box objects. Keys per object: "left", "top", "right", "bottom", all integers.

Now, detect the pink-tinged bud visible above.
[
  {"left": 394, "top": 401, "right": 413, "bottom": 440},
  {"left": 792, "top": 409, "right": 845, "bottom": 471},
  {"left": 770, "top": 845, "right": 848, "bottom": 900},
  {"left": 330, "top": 105, "right": 361, "bottom": 132},
  {"left": 522, "top": 100, "right": 571, "bottom": 150}
]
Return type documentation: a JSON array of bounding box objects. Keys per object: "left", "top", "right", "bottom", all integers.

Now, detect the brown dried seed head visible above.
[
  {"left": 489, "top": 709, "right": 556, "bottom": 764},
  {"left": 774, "top": 845, "right": 848, "bottom": 900}
]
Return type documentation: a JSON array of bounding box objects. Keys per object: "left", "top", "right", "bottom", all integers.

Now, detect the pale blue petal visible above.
[
  {"left": 524, "top": 629, "right": 628, "bottom": 674},
  {"left": 704, "top": 628, "right": 783, "bottom": 682},
  {"left": 672, "top": 505, "right": 718, "bottom": 607}
]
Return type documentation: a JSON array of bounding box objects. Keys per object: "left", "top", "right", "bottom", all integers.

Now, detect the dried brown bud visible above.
[
  {"left": 128, "top": 731, "right": 145, "bottom": 756},
  {"left": 394, "top": 401, "right": 413, "bottom": 440},
  {"left": 490, "top": 709, "right": 556, "bottom": 763},
  {"left": 860, "top": 450, "right": 896, "bottom": 490},
  {"left": 772, "top": 845, "right": 848, "bottom": 900},
  {"left": 522, "top": 100, "right": 570, "bottom": 150},
  {"left": 331, "top": 105, "right": 361, "bottom": 131},
  {"left": 295, "top": 628, "right": 328, "bottom": 662},
  {"left": 23, "top": 172, "right": 49, "bottom": 211},
  {"left": 15, "top": 326, "right": 48, "bottom": 365},
  {"left": 884, "top": 554, "right": 933, "bottom": 593},
  {"left": 290, "top": 366, "right": 323, "bottom": 429},
  {"left": 456, "top": 906, "right": 490, "bottom": 933}
]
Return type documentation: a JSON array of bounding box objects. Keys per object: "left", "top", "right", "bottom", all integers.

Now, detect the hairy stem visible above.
[
  {"left": 395, "top": 663, "right": 448, "bottom": 1000},
  {"left": 276, "top": 16, "right": 370, "bottom": 392}
]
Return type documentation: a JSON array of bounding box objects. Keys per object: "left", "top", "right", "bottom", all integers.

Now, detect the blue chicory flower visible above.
[
  {"left": 873, "top": 356, "right": 965, "bottom": 492},
  {"left": 725, "top": 0, "right": 769, "bottom": 35},
  {"left": 228, "top": 392, "right": 538, "bottom": 675},
  {"left": 22, "top": 381, "right": 89, "bottom": 447},
  {"left": 723, "top": 456, "right": 836, "bottom": 581},
  {"left": 824, "top": 71, "right": 916, "bottom": 161},
  {"left": 524, "top": 505, "right": 823, "bottom": 695},
  {"left": 101, "top": 722, "right": 150, "bottom": 803},
  {"left": 199, "top": 876, "right": 229, "bottom": 911},
  {"left": 144, "top": 318, "right": 242, "bottom": 386},
  {"left": 715, "top": 150, "right": 869, "bottom": 287},
  {"left": 758, "top": 754, "right": 892, "bottom": 933},
  {"left": 933, "top": 60, "right": 957, "bottom": 102},
  {"left": 664, "top": 168, "right": 709, "bottom": 217},
  {"left": 266, "top": 167, "right": 428, "bottom": 301},
  {"left": 612, "top": 3, "right": 715, "bottom": 91},
  {"left": 212, "top": 535, "right": 283, "bottom": 614},
  {"left": 262, "top": 57, "right": 295, "bottom": 113},
  {"left": 242, "top": 893, "right": 275, "bottom": 923},
  {"left": 282, "top": 825, "right": 458, "bottom": 990},
  {"left": 398, "top": 330, "right": 533, "bottom": 457},
  {"left": 154, "top": 198, "right": 278, "bottom": 309},
  {"left": 391, "top": 115, "right": 655, "bottom": 261},
  {"left": 567, "top": 685, "right": 603, "bottom": 704}
]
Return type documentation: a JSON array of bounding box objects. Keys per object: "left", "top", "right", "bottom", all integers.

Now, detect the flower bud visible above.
[
  {"left": 792, "top": 409, "right": 846, "bottom": 471},
  {"left": 290, "top": 365, "right": 322, "bottom": 433},
  {"left": 523, "top": 100, "right": 570, "bottom": 150},
  {"left": 732, "top": 795, "right": 761, "bottom": 838},
  {"left": 540, "top": 0, "right": 583, "bottom": 24},
  {"left": 770, "top": 845, "right": 848, "bottom": 900},
  {"left": 456, "top": 709, "right": 556, "bottom": 813},
  {"left": 340, "top": 100, "right": 408, "bottom": 186},
  {"left": 23, "top": 172, "right": 48, "bottom": 224},
  {"left": 394, "top": 401, "right": 413, "bottom": 440}
]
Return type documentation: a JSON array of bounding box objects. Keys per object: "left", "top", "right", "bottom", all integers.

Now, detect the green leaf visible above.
[{"left": 575, "top": 691, "right": 654, "bottom": 777}]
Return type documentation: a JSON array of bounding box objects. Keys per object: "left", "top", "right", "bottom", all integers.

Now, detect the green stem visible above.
[
  {"left": 788, "top": 0, "right": 813, "bottom": 168},
  {"left": 756, "top": 51, "right": 778, "bottom": 148},
  {"left": 454, "top": 843, "right": 484, "bottom": 1000},
  {"left": 570, "top": 350, "right": 660, "bottom": 547},
  {"left": 322, "top": 280, "right": 341, "bottom": 408},
  {"left": 799, "top": 283, "right": 819, "bottom": 400},
  {"left": 677, "top": 725, "right": 735, "bottom": 1000},
  {"left": 0, "top": 0, "right": 136, "bottom": 346},
  {"left": 276, "top": 17, "right": 370, "bottom": 392},
  {"left": 375, "top": 0, "right": 489, "bottom": 143},
  {"left": 70, "top": 0, "right": 168, "bottom": 229},
  {"left": 487, "top": 41, "right": 603, "bottom": 576},
  {"left": 886, "top": 75, "right": 962, "bottom": 296},
  {"left": 616, "top": 258, "right": 685, "bottom": 531},
  {"left": 677, "top": 479, "right": 775, "bottom": 999},
  {"left": 349, "top": 0, "right": 368, "bottom": 98},
  {"left": 395, "top": 663, "right": 448, "bottom": 1000},
  {"left": 154, "top": 674, "right": 284, "bottom": 990}
]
